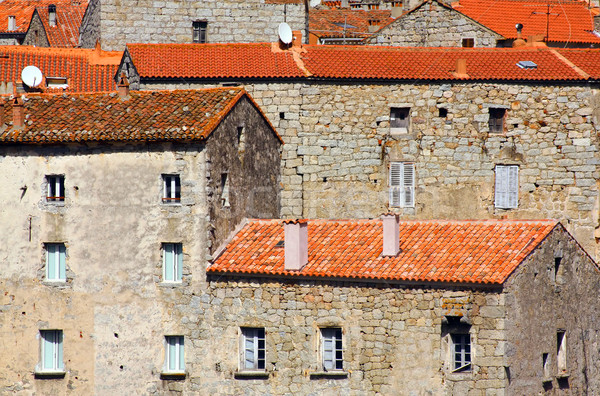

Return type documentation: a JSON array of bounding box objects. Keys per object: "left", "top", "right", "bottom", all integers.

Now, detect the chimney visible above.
[
  {"left": 391, "top": 4, "right": 403, "bottom": 18},
  {"left": 453, "top": 58, "right": 468, "bottom": 78},
  {"left": 368, "top": 19, "right": 380, "bottom": 33},
  {"left": 284, "top": 219, "right": 308, "bottom": 271},
  {"left": 382, "top": 214, "right": 400, "bottom": 257},
  {"left": 117, "top": 72, "right": 129, "bottom": 98},
  {"left": 48, "top": 5, "right": 57, "bottom": 27},
  {"left": 12, "top": 95, "right": 24, "bottom": 129},
  {"left": 8, "top": 16, "right": 15, "bottom": 32},
  {"left": 512, "top": 23, "right": 526, "bottom": 48},
  {"left": 292, "top": 30, "right": 303, "bottom": 49}
]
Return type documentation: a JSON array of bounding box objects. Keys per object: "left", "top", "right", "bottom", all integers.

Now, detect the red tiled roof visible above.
[
  {"left": 0, "top": 0, "right": 82, "bottom": 34},
  {"left": 0, "top": 87, "right": 282, "bottom": 144},
  {"left": 126, "top": 43, "right": 306, "bottom": 79},
  {"left": 556, "top": 48, "right": 600, "bottom": 78},
  {"left": 310, "top": 9, "right": 394, "bottom": 39},
  {"left": 453, "top": 0, "right": 600, "bottom": 44},
  {"left": 209, "top": 219, "right": 559, "bottom": 285},
  {"left": 0, "top": 46, "right": 121, "bottom": 93},
  {"left": 34, "top": 4, "right": 87, "bottom": 48},
  {"left": 126, "top": 43, "right": 593, "bottom": 81}
]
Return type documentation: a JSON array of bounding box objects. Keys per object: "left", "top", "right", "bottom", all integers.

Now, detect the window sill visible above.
[
  {"left": 556, "top": 373, "right": 569, "bottom": 379},
  {"left": 234, "top": 371, "right": 270, "bottom": 379},
  {"left": 161, "top": 202, "right": 182, "bottom": 206},
  {"left": 159, "top": 281, "right": 183, "bottom": 287},
  {"left": 35, "top": 369, "right": 66, "bottom": 379},
  {"left": 43, "top": 279, "right": 67, "bottom": 284},
  {"left": 160, "top": 371, "right": 186, "bottom": 380},
  {"left": 309, "top": 371, "right": 348, "bottom": 379}
]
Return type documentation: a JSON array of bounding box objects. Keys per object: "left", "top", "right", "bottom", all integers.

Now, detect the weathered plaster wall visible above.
[
  {"left": 81, "top": 0, "right": 306, "bottom": 51},
  {"left": 136, "top": 78, "right": 600, "bottom": 260},
  {"left": 364, "top": 1, "right": 501, "bottom": 47},
  {"left": 22, "top": 13, "right": 51, "bottom": 47},
  {"left": 0, "top": 142, "right": 208, "bottom": 394},
  {"left": 194, "top": 277, "right": 507, "bottom": 395},
  {"left": 504, "top": 226, "right": 600, "bottom": 394},
  {"left": 206, "top": 96, "right": 282, "bottom": 252}
]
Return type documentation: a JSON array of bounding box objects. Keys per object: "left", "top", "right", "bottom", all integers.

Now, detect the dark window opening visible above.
[
  {"left": 489, "top": 108, "right": 506, "bottom": 133},
  {"left": 462, "top": 38, "right": 474, "bottom": 48},
  {"left": 193, "top": 21, "right": 207, "bottom": 43},
  {"left": 438, "top": 108, "right": 448, "bottom": 118}
]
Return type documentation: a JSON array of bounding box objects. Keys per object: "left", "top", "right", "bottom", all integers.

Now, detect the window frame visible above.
[
  {"left": 164, "top": 335, "right": 185, "bottom": 374},
  {"left": 38, "top": 330, "right": 64, "bottom": 373},
  {"left": 488, "top": 107, "right": 506, "bottom": 133},
  {"left": 162, "top": 174, "right": 181, "bottom": 204},
  {"left": 46, "top": 175, "right": 65, "bottom": 202},
  {"left": 162, "top": 243, "right": 183, "bottom": 283},
  {"left": 494, "top": 164, "right": 519, "bottom": 209},
  {"left": 389, "top": 162, "right": 415, "bottom": 208},
  {"left": 320, "top": 327, "right": 343, "bottom": 371},
  {"left": 461, "top": 37, "right": 475, "bottom": 48},
  {"left": 451, "top": 333, "right": 471, "bottom": 372},
  {"left": 45, "top": 243, "right": 66, "bottom": 282},
  {"left": 240, "top": 327, "right": 266, "bottom": 372},
  {"left": 389, "top": 107, "right": 411, "bottom": 134},
  {"left": 192, "top": 20, "right": 207, "bottom": 43}
]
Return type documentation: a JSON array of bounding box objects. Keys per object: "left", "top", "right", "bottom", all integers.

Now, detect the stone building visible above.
[
  {"left": 78, "top": 0, "right": 307, "bottom": 51},
  {"left": 0, "top": 85, "right": 282, "bottom": 394},
  {"left": 22, "top": 3, "right": 87, "bottom": 48},
  {"left": 117, "top": 41, "right": 600, "bottom": 261},
  {"left": 203, "top": 217, "right": 600, "bottom": 394},
  {"left": 364, "top": 0, "right": 501, "bottom": 47}
]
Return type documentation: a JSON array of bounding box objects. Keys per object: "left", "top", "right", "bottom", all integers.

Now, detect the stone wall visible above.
[
  {"left": 136, "top": 79, "right": 600, "bottom": 261},
  {"left": 22, "top": 13, "right": 51, "bottom": 47},
  {"left": 78, "top": 0, "right": 101, "bottom": 48},
  {"left": 81, "top": 0, "right": 306, "bottom": 51},
  {"left": 365, "top": 0, "right": 501, "bottom": 47},
  {"left": 504, "top": 225, "right": 600, "bottom": 393}
]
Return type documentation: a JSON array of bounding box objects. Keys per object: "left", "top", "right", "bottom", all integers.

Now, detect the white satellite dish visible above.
[
  {"left": 278, "top": 22, "right": 293, "bottom": 45},
  {"left": 21, "top": 65, "right": 43, "bottom": 88}
]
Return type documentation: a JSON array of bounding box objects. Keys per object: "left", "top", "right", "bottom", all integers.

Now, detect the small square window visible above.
[
  {"left": 321, "top": 328, "right": 343, "bottom": 371},
  {"left": 162, "top": 175, "right": 181, "bottom": 204},
  {"left": 164, "top": 336, "right": 185, "bottom": 374},
  {"left": 438, "top": 108, "right": 448, "bottom": 118},
  {"left": 494, "top": 165, "right": 518, "bottom": 209},
  {"left": 162, "top": 243, "right": 183, "bottom": 283},
  {"left": 45, "top": 243, "right": 66, "bottom": 281},
  {"left": 46, "top": 175, "right": 65, "bottom": 202},
  {"left": 390, "top": 107, "right": 410, "bottom": 134},
  {"left": 241, "top": 327, "right": 266, "bottom": 371},
  {"left": 38, "top": 330, "right": 64, "bottom": 373},
  {"left": 452, "top": 333, "right": 471, "bottom": 372},
  {"left": 462, "top": 38, "right": 474, "bottom": 48},
  {"left": 489, "top": 108, "right": 506, "bottom": 133},
  {"left": 193, "top": 21, "right": 207, "bottom": 43}
]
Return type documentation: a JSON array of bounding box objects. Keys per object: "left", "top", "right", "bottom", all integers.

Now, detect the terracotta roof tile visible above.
[
  {"left": 0, "top": 46, "right": 120, "bottom": 93},
  {"left": 209, "top": 219, "right": 559, "bottom": 285},
  {"left": 556, "top": 48, "right": 600, "bottom": 78},
  {"left": 310, "top": 9, "right": 394, "bottom": 39},
  {"left": 126, "top": 43, "right": 591, "bottom": 81},
  {"left": 35, "top": 4, "right": 87, "bottom": 48},
  {"left": 0, "top": 0, "right": 84, "bottom": 34},
  {"left": 0, "top": 87, "right": 280, "bottom": 144},
  {"left": 453, "top": 0, "right": 600, "bottom": 44}
]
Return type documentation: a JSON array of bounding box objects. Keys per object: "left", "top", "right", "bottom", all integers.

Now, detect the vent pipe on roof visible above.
[
  {"left": 48, "top": 5, "right": 57, "bottom": 27},
  {"left": 12, "top": 95, "right": 24, "bottom": 129},
  {"left": 8, "top": 16, "right": 15, "bottom": 32},
  {"left": 284, "top": 219, "right": 308, "bottom": 271},
  {"left": 117, "top": 72, "right": 130, "bottom": 98},
  {"left": 513, "top": 23, "right": 526, "bottom": 48},
  {"left": 382, "top": 213, "right": 400, "bottom": 257}
]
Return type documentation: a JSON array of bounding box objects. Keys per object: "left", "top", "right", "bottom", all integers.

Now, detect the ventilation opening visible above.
[{"left": 438, "top": 108, "right": 448, "bottom": 118}]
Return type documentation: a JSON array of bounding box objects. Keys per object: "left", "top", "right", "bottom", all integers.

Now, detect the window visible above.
[
  {"left": 438, "top": 108, "right": 448, "bottom": 118},
  {"left": 488, "top": 108, "right": 506, "bottom": 133},
  {"left": 221, "top": 173, "right": 230, "bottom": 207},
  {"left": 557, "top": 331, "right": 567, "bottom": 374},
  {"left": 368, "top": 3, "right": 380, "bottom": 9},
  {"left": 46, "top": 175, "right": 65, "bottom": 202},
  {"left": 390, "top": 107, "right": 410, "bottom": 134},
  {"left": 241, "top": 327, "right": 266, "bottom": 371},
  {"left": 321, "top": 328, "right": 343, "bottom": 371},
  {"left": 162, "top": 243, "right": 183, "bottom": 283},
  {"left": 164, "top": 336, "right": 185, "bottom": 374},
  {"left": 45, "top": 243, "right": 66, "bottom": 281},
  {"left": 192, "top": 21, "right": 207, "bottom": 43},
  {"left": 162, "top": 174, "right": 181, "bottom": 204},
  {"left": 452, "top": 333, "right": 471, "bottom": 372},
  {"left": 494, "top": 165, "right": 518, "bottom": 209},
  {"left": 39, "top": 330, "right": 64, "bottom": 372},
  {"left": 389, "top": 162, "right": 415, "bottom": 208},
  {"left": 237, "top": 126, "right": 246, "bottom": 157},
  {"left": 462, "top": 38, "right": 474, "bottom": 48}
]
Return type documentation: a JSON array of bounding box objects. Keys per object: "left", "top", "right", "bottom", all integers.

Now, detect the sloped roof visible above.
[
  {"left": 0, "top": 46, "right": 121, "bottom": 92},
  {"left": 126, "top": 43, "right": 306, "bottom": 79},
  {"left": 209, "top": 219, "right": 559, "bottom": 285},
  {"left": 33, "top": 4, "right": 87, "bottom": 47},
  {"left": 453, "top": 0, "right": 600, "bottom": 44},
  {"left": 125, "top": 43, "right": 592, "bottom": 82},
  {"left": 0, "top": 0, "right": 84, "bottom": 35},
  {"left": 556, "top": 48, "right": 600, "bottom": 78},
  {"left": 0, "top": 87, "right": 281, "bottom": 144},
  {"left": 310, "top": 9, "right": 394, "bottom": 39}
]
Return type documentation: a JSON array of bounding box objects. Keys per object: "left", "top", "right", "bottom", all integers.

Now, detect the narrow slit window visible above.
[
  {"left": 221, "top": 173, "right": 230, "bottom": 207},
  {"left": 557, "top": 331, "right": 567, "bottom": 374}
]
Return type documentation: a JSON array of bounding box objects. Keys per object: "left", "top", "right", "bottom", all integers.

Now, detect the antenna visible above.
[
  {"left": 278, "top": 22, "right": 293, "bottom": 45},
  {"left": 21, "top": 65, "right": 43, "bottom": 88}
]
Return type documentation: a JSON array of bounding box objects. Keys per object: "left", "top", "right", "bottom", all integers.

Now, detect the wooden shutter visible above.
[
  {"left": 176, "top": 244, "right": 183, "bottom": 281},
  {"left": 163, "top": 244, "right": 174, "bottom": 282},
  {"left": 244, "top": 330, "right": 255, "bottom": 369},
  {"left": 322, "top": 332, "right": 334, "bottom": 370},
  {"left": 56, "top": 331, "right": 64, "bottom": 370},
  {"left": 389, "top": 163, "right": 402, "bottom": 207},
  {"left": 494, "top": 165, "right": 508, "bottom": 208},
  {"left": 507, "top": 166, "right": 519, "bottom": 208},
  {"left": 403, "top": 163, "right": 415, "bottom": 207},
  {"left": 390, "top": 163, "right": 415, "bottom": 207},
  {"left": 58, "top": 244, "right": 66, "bottom": 280},
  {"left": 47, "top": 245, "right": 56, "bottom": 280},
  {"left": 178, "top": 337, "right": 184, "bottom": 371}
]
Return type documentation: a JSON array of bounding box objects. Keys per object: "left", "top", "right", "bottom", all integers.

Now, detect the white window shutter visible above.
[
  {"left": 508, "top": 166, "right": 519, "bottom": 208},
  {"left": 403, "top": 163, "right": 415, "bottom": 207},
  {"left": 57, "top": 331, "right": 64, "bottom": 370},
  {"left": 47, "top": 245, "right": 56, "bottom": 280},
  {"left": 389, "top": 163, "right": 402, "bottom": 207},
  {"left": 495, "top": 166, "right": 508, "bottom": 208},
  {"left": 58, "top": 244, "right": 66, "bottom": 280}
]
